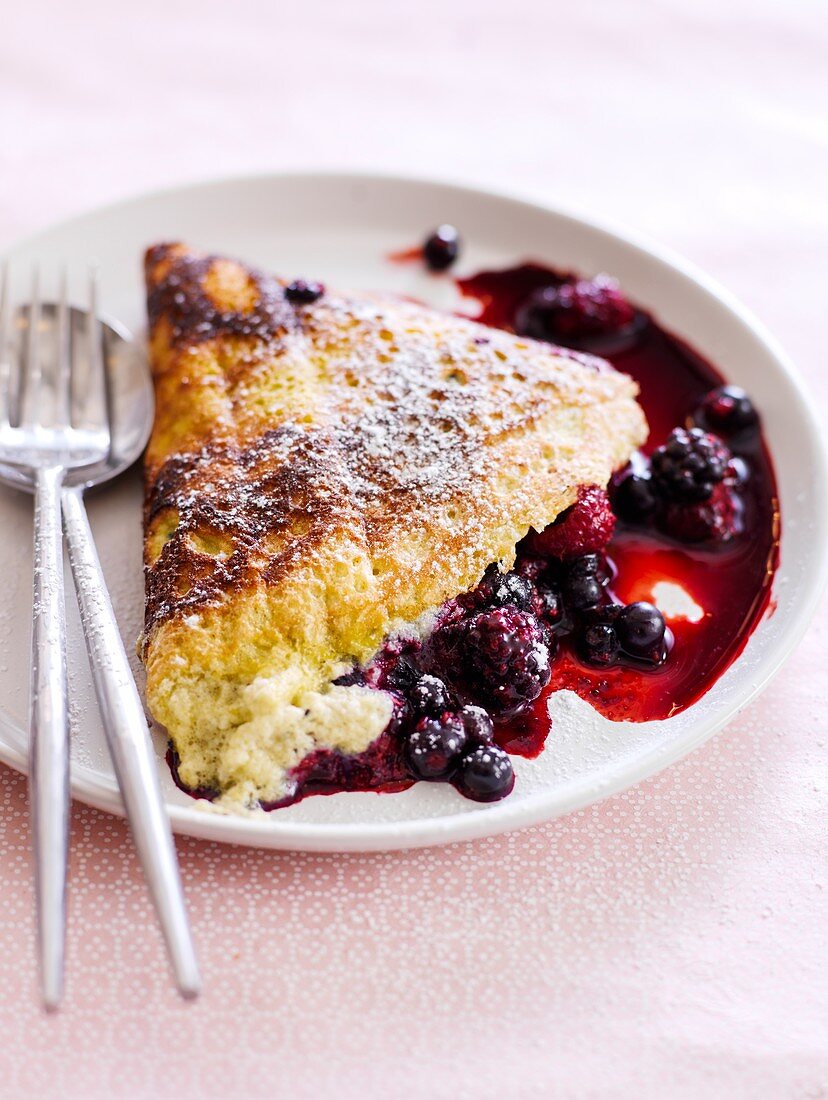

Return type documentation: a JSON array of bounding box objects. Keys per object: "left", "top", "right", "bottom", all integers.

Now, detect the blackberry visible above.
[
  {"left": 423, "top": 225, "right": 461, "bottom": 271},
  {"left": 456, "top": 606, "right": 552, "bottom": 717},
  {"left": 515, "top": 274, "right": 636, "bottom": 344},
  {"left": 616, "top": 602, "right": 667, "bottom": 662},
  {"left": 693, "top": 386, "right": 758, "bottom": 437},
  {"left": 409, "top": 674, "right": 453, "bottom": 718},
  {"left": 454, "top": 745, "right": 515, "bottom": 802},
  {"left": 284, "top": 278, "right": 325, "bottom": 304},
  {"left": 651, "top": 427, "right": 731, "bottom": 503},
  {"left": 459, "top": 705, "right": 495, "bottom": 746},
  {"left": 469, "top": 563, "right": 535, "bottom": 613},
  {"left": 404, "top": 716, "right": 467, "bottom": 781}
]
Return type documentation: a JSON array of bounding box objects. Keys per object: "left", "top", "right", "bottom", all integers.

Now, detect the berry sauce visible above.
[
  {"left": 458, "top": 263, "right": 779, "bottom": 738},
  {"left": 169, "top": 261, "right": 779, "bottom": 809}
]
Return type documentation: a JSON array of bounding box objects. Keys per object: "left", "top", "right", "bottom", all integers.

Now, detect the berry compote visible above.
[{"left": 171, "top": 261, "right": 779, "bottom": 810}]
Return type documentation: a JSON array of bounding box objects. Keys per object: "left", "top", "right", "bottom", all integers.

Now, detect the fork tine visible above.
[
  {"left": 19, "top": 266, "right": 41, "bottom": 428},
  {"left": 54, "top": 269, "right": 71, "bottom": 430},
  {"left": 79, "top": 268, "right": 110, "bottom": 441},
  {"left": 0, "top": 261, "right": 9, "bottom": 427}
]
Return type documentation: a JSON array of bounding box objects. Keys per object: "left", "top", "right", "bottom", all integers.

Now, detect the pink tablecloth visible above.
[{"left": 1, "top": 2, "right": 826, "bottom": 1096}]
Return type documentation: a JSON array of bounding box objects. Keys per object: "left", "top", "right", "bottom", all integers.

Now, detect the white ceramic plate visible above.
[{"left": 1, "top": 172, "right": 826, "bottom": 851}]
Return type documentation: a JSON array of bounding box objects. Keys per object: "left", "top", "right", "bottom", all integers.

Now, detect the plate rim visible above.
[{"left": 2, "top": 168, "right": 827, "bottom": 851}]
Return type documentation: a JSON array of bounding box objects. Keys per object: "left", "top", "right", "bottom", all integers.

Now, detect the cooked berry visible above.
[
  {"left": 284, "top": 278, "right": 325, "bottom": 304},
  {"left": 515, "top": 556, "right": 546, "bottom": 584},
  {"left": 725, "top": 456, "right": 750, "bottom": 487},
  {"left": 611, "top": 469, "right": 658, "bottom": 522},
  {"left": 693, "top": 386, "right": 758, "bottom": 437},
  {"left": 579, "top": 622, "right": 620, "bottom": 667},
  {"left": 409, "top": 674, "right": 452, "bottom": 717},
  {"left": 470, "top": 563, "right": 535, "bottom": 612},
  {"left": 659, "top": 482, "right": 743, "bottom": 543},
  {"left": 515, "top": 275, "right": 636, "bottom": 343},
  {"left": 454, "top": 745, "right": 515, "bottom": 802},
  {"left": 456, "top": 606, "right": 552, "bottom": 717},
  {"left": 423, "top": 225, "right": 461, "bottom": 271},
  {"left": 526, "top": 486, "right": 615, "bottom": 560},
  {"left": 651, "top": 427, "right": 731, "bottom": 502},
  {"left": 567, "top": 552, "right": 608, "bottom": 580},
  {"left": 535, "top": 583, "right": 563, "bottom": 628},
  {"left": 459, "top": 705, "right": 495, "bottom": 746},
  {"left": 405, "top": 715, "right": 467, "bottom": 780},
  {"left": 332, "top": 666, "right": 365, "bottom": 688},
  {"left": 562, "top": 553, "right": 609, "bottom": 611},
  {"left": 616, "top": 602, "right": 666, "bottom": 661},
  {"left": 383, "top": 656, "right": 420, "bottom": 695}
]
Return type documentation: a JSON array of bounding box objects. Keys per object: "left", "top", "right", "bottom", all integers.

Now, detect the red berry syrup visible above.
[{"left": 459, "top": 263, "right": 780, "bottom": 741}]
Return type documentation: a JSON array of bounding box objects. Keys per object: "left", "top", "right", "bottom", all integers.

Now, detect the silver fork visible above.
[{"left": 0, "top": 267, "right": 109, "bottom": 1009}]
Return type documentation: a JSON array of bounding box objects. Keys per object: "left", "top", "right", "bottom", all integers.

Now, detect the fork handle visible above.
[
  {"left": 61, "top": 486, "right": 200, "bottom": 1000},
  {"left": 30, "top": 465, "right": 70, "bottom": 1011}
]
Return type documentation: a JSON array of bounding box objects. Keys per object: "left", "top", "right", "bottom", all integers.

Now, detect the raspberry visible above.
[
  {"left": 515, "top": 275, "right": 636, "bottom": 343},
  {"left": 526, "top": 486, "right": 616, "bottom": 560},
  {"left": 659, "top": 482, "right": 743, "bottom": 543},
  {"left": 651, "top": 427, "right": 731, "bottom": 503},
  {"left": 284, "top": 279, "right": 324, "bottom": 304},
  {"left": 452, "top": 606, "right": 552, "bottom": 717}
]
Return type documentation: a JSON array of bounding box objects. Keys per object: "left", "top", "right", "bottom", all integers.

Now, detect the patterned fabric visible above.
[{"left": 0, "top": 0, "right": 826, "bottom": 1096}]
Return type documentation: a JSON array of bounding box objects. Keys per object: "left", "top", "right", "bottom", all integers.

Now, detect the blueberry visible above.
[
  {"left": 568, "top": 553, "right": 607, "bottom": 581},
  {"left": 536, "top": 583, "right": 563, "bottom": 627},
  {"left": 565, "top": 576, "right": 602, "bottom": 611},
  {"left": 409, "top": 674, "right": 452, "bottom": 718},
  {"left": 459, "top": 704, "right": 495, "bottom": 746},
  {"left": 562, "top": 555, "right": 608, "bottom": 611},
  {"left": 616, "top": 601, "right": 666, "bottom": 661},
  {"left": 694, "top": 386, "right": 758, "bottom": 437},
  {"left": 454, "top": 745, "right": 515, "bottom": 802},
  {"left": 611, "top": 470, "right": 657, "bottom": 522},
  {"left": 405, "top": 716, "right": 467, "bottom": 780},
  {"left": 284, "top": 278, "right": 325, "bottom": 304},
  {"left": 423, "top": 225, "right": 461, "bottom": 272},
  {"left": 580, "top": 622, "right": 620, "bottom": 667}
]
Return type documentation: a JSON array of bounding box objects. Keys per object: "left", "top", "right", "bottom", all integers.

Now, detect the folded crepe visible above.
[{"left": 142, "top": 243, "right": 647, "bottom": 807}]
